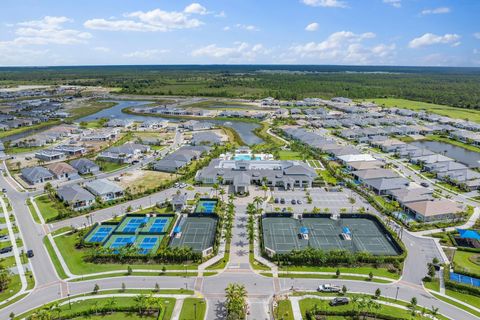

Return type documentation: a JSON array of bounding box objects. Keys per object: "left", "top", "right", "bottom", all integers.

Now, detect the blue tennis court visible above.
[
  {"left": 138, "top": 237, "right": 158, "bottom": 254},
  {"left": 87, "top": 226, "right": 115, "bottom": 243},
  {"left": 195, "top": 200, "right": 217, "bottom": 214},
  {"left": 110, "top": 236, "right": 135, "bottom": 249},
  {"left": 122, "top": 217, "right": 148, "bottom": 233},
  {"left": 450, "top": 272, "right": 480, "bottom": 287},
  {"left": 149, "top": 218, "right": 169, "bottom": 233}
]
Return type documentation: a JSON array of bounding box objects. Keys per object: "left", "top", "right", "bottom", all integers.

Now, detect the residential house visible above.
[
  {"left": 362, "top": 177, "right": 410, "bottom": 195},
  {"left": 84, "top": 179, "right": 124, "bottom": 202},
  {"left": 35, "top": 150, "right": 66, "bottom": 162},
  {"left": 70, "top": 158, "right": 100, "bottom": 175},
  {"left": 21, "top": 166, "right": 54, "bottom": 185},
  {"left": 98, "top": 143, "right": 150, "bottom": 163},
  {"left": 45, "top": 162, "right": 80, "bottom": 180},
  {"left": 404, "top": 199, "right": 463, "bottom": 222},
  {"left": 57, "top": 185, "right": 95, "bottom": 210}
]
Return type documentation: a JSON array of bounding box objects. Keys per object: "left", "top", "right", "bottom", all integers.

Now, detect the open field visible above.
[
  {"left": 114, "top": 170, "right": 179, "bottom": 194},
  {"left": 372, "top": 98, "right": 480, "bottom": 123},
  {"left": 453, "top": 250, "right": 480, "bottom": 275},
  {"left": 34, "top": 195, "right": 60, "bottom": 222}
]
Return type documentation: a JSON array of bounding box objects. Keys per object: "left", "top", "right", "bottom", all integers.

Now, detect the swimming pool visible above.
[{"left": 233, "top": 154, "right": 260, "bottom": 161}]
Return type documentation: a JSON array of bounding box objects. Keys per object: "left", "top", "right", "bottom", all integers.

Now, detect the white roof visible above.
[{"left": 338, "top": 154, "right": 377, "bottom": 163}]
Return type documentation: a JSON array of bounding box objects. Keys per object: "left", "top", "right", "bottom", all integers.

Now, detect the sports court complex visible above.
[
  {"left": 84, "top": 214, "right": 175, "bottom": 254},
  {"left": 262, "top": 213, "right": 401, "bottom": 256},
  {"left": 170, "top": 216, "right": 218, "bottom": 255}
]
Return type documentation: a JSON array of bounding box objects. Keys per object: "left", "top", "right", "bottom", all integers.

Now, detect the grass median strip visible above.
[
  {"left": 179, "top": 298, "right": 206, "bottom": 320},
  {"left": 431, "top": 292, "right": 480, "bottom": 318},
  {"left": 43, "top": 236, "right": 68, "bottom": 279}
]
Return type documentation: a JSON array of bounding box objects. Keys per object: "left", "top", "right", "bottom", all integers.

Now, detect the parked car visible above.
[
  {"left": 274, "top": 198, "right": 279, "bottom": 204},
  {"left": 27, "top": 250, "right": 34, "bottom": 258},
  {"left": 329, "top": 297, "right": 349, "bottom": 306},
  {"left": 280, "top": 198, "right": 285, "bottom": 204},
  {"left": 318, "top": 284, "right": 342, "bottom": 293},
  {"left": 291, "top": 199, "right": 297, "bottom": 205},
  {"left": 297, "top": 199, "right": 303, "bottom": 204},
  {"left": 0, "top": 246, "right": 12, "bottom": 254},
  {"left": 1, "top": 188, "right": 6, "bottom": 193},
  {"left": 420, "top": 182, "right": 429, "bottom": 187}
]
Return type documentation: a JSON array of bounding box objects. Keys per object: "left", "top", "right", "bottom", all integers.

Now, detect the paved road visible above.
[{"left": 0, "top": 150, "right": 477, "bottom": 319}]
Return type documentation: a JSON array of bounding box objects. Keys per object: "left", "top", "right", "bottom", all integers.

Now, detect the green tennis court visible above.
[
  {"left": 262, "top": 216, "right": 399, "bottom": 256},
  {"left": 170, "top": 216, "right": 217, "bottom": 252}
]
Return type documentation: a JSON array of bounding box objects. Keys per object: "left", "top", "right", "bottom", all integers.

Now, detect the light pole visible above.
[
  {"left": 194, "top": 303, "right": 197, "bottom": 319},
  {"left": 395, "top": 286, "right": 399, "bottom": 301},
  {"left": 68, "top": 294, "right": 71, "bottom": 309}
]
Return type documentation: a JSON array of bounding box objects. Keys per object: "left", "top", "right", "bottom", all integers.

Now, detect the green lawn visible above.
[
  {"left": 94, "top": 160, "right": 129, "bottom": 173},
  {"left": 445, "top": 289, "right": 480, "bottom": 308},
  {"left": 423, "top": 278, "right": 440, "bottom": 292},
  {"left": 43, "top": 236, "right": 68, "bottom": 279},
  {"left": 34, "top": 195, "right": 60, "bottom": 222},
  {"left": 317, "top": 170, "right": 338, "bottom": 185},
  {"left": 26, "top": 198, "right": 41, "bottom": 224},
  {"left": 279, "top": 266, "right": 400, "bottom": 280},
  {"left": 0, "top": 274, "right": 21, "bottom": 303},
  {"left": 431, "top": 292, "right": 480, "bottom": 318},
  {"left": 299, "top": 297, "right": 422, "bottom": 319},
  {"left": 274, "top": 300, "right": 294, "bottom": 320},
  {"left": 278, "top": 150, "right": 303, "bottom": 160},
  {"left": 453, "top": 250, "right": 480, "bottom": 276},
  {"left": 17, "top": 296, "right": 176, "bottom": 320},
  {"left": 178, "top": 298, "right": 206, "bottom": 320},
  {"left": 278, "top": 273, "right": 391, "bottom": 283},
  {"left": 373, "top": 98, "right": 480, "bottom": 123},
  {"left": 53, "top": 232, "right": 197, "bottom": 275}
]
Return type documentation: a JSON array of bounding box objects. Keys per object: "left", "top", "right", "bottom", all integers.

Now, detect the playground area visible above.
[
  {"left": 83, "top": 214, "right": 174, "bottom": 254},
  {"left": 170, "top": 216, "right": 217, "bottom": 254},
  {"left": 262, "top": 214, "right": 400, "bottom": 256}
]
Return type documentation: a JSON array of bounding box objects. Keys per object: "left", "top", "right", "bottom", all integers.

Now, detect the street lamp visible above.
[
  {"left": 194, "top": 303, "right": 197, "bottom": 319},
  {"left": 395, "top": 286, "right": 399, "bottom": 301},
  {"left": 68, "top": 294, "right": 71, "bottom": 309}
]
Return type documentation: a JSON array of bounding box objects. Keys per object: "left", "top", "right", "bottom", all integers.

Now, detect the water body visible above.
[
  {"left": 411, "top": 140, "right": 480, "bottom": 168},
  {"left": 79, "top": 100, "right": 263, "bottom": 145}
]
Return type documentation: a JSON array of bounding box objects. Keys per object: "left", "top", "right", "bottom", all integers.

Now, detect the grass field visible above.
[
  {"left": 274, "top": 300, "right": 294, "bottom": 320},
  {"left": 53, "top": 232, "right": 197, "bottom": 275},
  {"left": 18, "top": 296, "right": 176, "bottom": 320},
  {"left": 278, "top": 150, "right": 303, "bottom": 160},
  {"left": 445, "top": 289, "right": 480, "bottom": 308},
  {"left": 34, "top": 195, "right": 60, "bottom": 222},
  {"left": 94, "top": 160, "right": 129, "bottom": 173},
  {"left": 278, "top": 266, "right": 400, "bottom": 280},
  {"left": 178, "top": 298, "right": 206, "bottom": 320},
  {"left": 453, "top": 250, "right": 480, "bottom": 276},
  {"left": 317, "top": 169, "right": 338, "bottom": 185},
  {"left": 372, "top": 98, "right": 480, "bottom": 123}
]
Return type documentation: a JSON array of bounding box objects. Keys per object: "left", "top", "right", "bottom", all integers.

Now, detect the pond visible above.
[
  {"left": 78, "top": 100, "right": 263, "bottom": 145},
  {"left": 410, "top": 140, "right": 480, "bottom": 168}
]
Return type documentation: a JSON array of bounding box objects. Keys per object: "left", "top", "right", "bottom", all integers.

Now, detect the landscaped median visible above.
[
  {"left": 289, "top": 292, "right": 449, "bottom": 320},
  {"left": 12, "top": 288, "right": 205, "bottom": 320}
]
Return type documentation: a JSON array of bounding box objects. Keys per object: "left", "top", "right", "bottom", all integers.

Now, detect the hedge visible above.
[
  {"left": 305, "top": 309, "right": 410, "bottom": 320},
  {"left": 28, "top": 305, "right": 162, "bottom": 320}
]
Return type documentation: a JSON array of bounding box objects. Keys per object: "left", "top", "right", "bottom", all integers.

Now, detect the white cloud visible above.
[
  {"left": 474, "top": 33, "right": 480, "bottom": 40},
  {"left": 223, "top": 26, "right": 231, "bottom": 31},
  {"left": 302, "top": 0, "right": 347, "bottom": 8},
  {"left": 184, "top": 3, "right": 208, "bottom": 15},
  {"left": 192, "top": 42, "right": 270, "bottom": 62},
  {"left": 123, "top": 49, "right": 169, "bottom": 59},
  {"left": 409, "top": 33, "right": 461, "bottom": 48},
  {"left": 235, "top": 24, "right": 259, "bottom": 31},
  {"left": 1, "top": 16, "right": 91, "bottom": 46},
  {"left": 421, "top": 7, "right": 450, "bottom": 15},
  {"left": 290, "top": 31, "right": 395, "bottom": 64},
  {"left": 84, "top": 6, "right": 204, "bottom": 32},
  {"left": 305, "top": 22, "right": 319, "bottom": 32},
  {"left": 383, "top": 0, "right": 401, "bottom": 8},
  {"left": 215, "top": 11, "right": 226, "bottom": 18},
  {"left": 93, "top": 46, "right": 110, "bottom": 52}
]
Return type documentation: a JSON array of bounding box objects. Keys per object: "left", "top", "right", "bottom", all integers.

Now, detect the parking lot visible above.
[{"left": 269, "top": 188, "right": 370, "bottom": 214}]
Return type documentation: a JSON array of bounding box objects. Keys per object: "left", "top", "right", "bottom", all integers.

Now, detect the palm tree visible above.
[
  {"left": 134, "top": 294, "right": 148, "bottom": 315},
  {"left": 261, "top": 184, "right": 269, "bottom": 199},
  {"left": 212, "top": 183, "right": 219, "bottom": 198},
  {"left": 219, "top": 189, "right": 226, "bottom": 202},
  {"left": 106, "top": 297, "right": 117, "bottom": 313},
  {"left": 253, "top": 196, "right": 263, "bottom": 214}
]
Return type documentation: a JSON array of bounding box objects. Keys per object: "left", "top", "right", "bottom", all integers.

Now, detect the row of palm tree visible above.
[{"left": 225, "top": 283, "right": 248, "bottom": 320}]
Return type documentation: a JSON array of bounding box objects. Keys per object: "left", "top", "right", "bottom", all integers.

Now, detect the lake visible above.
[
  {"left": 411, "top": 140, "right": 480, "bottom": 168},
  {"left": 78, "top": 100, "right": 263, "bottom": 145}
]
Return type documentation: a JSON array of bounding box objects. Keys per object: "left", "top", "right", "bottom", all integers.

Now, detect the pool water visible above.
[{"left": 233, "top": 154, "right": 260, "bottom": 161}]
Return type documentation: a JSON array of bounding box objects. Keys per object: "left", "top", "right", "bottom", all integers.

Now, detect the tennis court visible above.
[
  {"left": 117, "top": 216, "right": 149, "bottom": 233},
  {"left": 85, "top": 225, "right": 116, "bottom": 243},
  {"left": 195, "top": 199, "right": 218, "bottom": 214},
  {"left": 106, "top": 235, "right": 136, "bottom": 250},
  {"left": 450, "top": 272, "right": 480, "bottom": 287},
  {"left": 147, "top": 217, "right": 170, "bottom": 233},
  {"left": 135, "top": 235, "right": 163, "bottom": 254},
  {"left": 170, "top": 216, "right": 217, "bottom": 252},
  {"left": 262, "top": 216, "right": 399, "bottom": 256}
]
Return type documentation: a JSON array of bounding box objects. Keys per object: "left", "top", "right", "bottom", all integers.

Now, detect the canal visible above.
[{"left": 410, "top": 140, "right": 480, "bottom": 168}]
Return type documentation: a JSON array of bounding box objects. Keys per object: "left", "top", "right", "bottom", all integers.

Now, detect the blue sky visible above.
[{"left": 1, "top": 0, "right": 479, "bottom": 66}]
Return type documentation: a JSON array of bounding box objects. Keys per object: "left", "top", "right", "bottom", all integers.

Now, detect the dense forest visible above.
[{"left": 1, "top": 65, "right": 479, "bottom": 109}]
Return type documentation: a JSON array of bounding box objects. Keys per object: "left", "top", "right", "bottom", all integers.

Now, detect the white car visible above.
[{"left": 317, "top": 284, "right": 341, "bottom": 292}]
